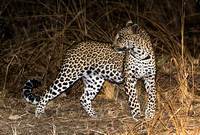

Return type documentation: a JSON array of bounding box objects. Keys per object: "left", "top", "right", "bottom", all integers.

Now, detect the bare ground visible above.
[{"left": 0, "top": 92, "right": 137, "bottom": 135}]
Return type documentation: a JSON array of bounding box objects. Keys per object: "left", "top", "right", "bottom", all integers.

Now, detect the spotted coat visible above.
[{"left": 23, "top": 21, "right": 156, "bottom": 121}]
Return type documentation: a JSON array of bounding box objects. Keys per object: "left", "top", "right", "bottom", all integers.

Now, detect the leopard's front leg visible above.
[
  {"left": 125, "top": 76, "right": 143, "bottom": 121},
  {"left": 144, "top": 75, "right": 157, "bottom": 121}
]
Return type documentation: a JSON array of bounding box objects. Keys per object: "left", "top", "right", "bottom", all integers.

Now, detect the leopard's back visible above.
[{"left": 62, "top": 40, "right": 125, "bottom": 82}]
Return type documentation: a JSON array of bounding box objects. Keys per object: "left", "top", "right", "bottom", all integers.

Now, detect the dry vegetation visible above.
[{"left": 0, "top": 0, "right": 200, "bottom": 134}]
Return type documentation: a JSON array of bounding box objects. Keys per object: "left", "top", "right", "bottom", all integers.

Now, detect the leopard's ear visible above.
[
  {"left": 126, "top": 20, "right": 133, "bottom": 26},
  {"left": 131, "top": 24, "right": 139, "bottom": 34}
]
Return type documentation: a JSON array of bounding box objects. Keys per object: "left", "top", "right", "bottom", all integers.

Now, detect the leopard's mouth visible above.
[{"left": 112, "top": 46, "right": 127, "bottom": 53}]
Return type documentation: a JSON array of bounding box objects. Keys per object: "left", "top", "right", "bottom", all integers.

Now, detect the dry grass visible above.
[{"left": 0, "top": 0, "right": 200, "bottom": 134}]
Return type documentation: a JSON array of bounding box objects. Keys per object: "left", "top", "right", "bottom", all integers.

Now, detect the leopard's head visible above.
[{"left": 112, "top": 21, "right": 140, "bottom": 54}]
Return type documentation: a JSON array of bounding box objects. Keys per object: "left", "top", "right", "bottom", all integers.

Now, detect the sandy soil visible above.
[{"left": 0, "top": 91, "right": 141, "bottom": 135}]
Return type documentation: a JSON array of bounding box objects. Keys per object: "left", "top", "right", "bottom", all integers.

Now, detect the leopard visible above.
[{"left": 23, "top": 21, "right": 157, "bottom": 121}]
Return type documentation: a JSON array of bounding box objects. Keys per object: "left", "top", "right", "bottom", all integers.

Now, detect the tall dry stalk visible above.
[{"left": 179, "top": 0, "right": 189, "bottom": 103}]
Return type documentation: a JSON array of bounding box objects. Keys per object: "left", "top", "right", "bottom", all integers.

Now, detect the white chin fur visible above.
[{"left": 114, "top": 48, "right": 123, "bottom": 54}]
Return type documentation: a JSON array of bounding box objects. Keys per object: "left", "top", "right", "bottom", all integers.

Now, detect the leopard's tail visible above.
[{"left": 23, "top": 79, "right": 41, "bottom": 105}]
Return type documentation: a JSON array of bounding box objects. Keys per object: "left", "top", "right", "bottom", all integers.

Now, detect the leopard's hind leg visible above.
[
  {"left": 35, "top": 65, "right": 82, "bottom": 117},
  {"left": 80, "top": 70, "right": 105, "bottom": 117}
]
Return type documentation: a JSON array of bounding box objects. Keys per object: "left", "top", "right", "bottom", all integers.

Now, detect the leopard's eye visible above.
[
  {"left": 117, "top": 33, "right": 123, "bottom": 39},
  {"left": 117, "top": 35, "right": 124, "bottom": 43},
  {"left": 118, "top": 33, "right": 123, "bottom": 38}
]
